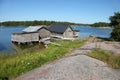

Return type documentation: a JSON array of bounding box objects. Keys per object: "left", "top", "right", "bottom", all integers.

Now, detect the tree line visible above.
[
  {"left": 90, "top": 22, "right": 109, "bottom": 27},
  {"left": 0, "top": 20, "right": 90, "bottom": 26},
  {"left": 0, "top": 20, "right": 111, "bottom": 27}
]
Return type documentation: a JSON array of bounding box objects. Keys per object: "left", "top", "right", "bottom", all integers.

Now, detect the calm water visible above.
[
  {"left": 0, "top": 26, "right": 25, "bottom": 53},
  {"left": 0, "top": 26, "right": 112, "bottom": 53},
  {"left": 73, "top": 26, "right": 112, "bottom": 38}
]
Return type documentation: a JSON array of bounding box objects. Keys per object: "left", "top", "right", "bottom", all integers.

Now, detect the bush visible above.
[{"left": 111, "top": 27, "right": 120, "bottom": 41}]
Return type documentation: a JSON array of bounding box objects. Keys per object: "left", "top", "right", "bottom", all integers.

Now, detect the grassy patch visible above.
[
  {"left": 88, "top": 49, "right": 120, "bottom": 69},
  {"left": 0, "top": 40, "right": 84, "bottom": 79}
]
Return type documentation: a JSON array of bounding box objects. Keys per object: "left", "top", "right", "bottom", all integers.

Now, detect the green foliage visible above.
[
  {"left": 0, "top": 20, "right": 77, "bottom": 26},
  {"left": 0, "top": 40, "right": 84, "bottom": 79},
  {"left": 109, "top": 12, "right": 120, "bottom": 27},
  {"left": 88, "top": 49, "right": 120, "bottom": 69},
  {"left": 88, "top": 50, "right": 110, "bottom": 62},
  {"left": 91, "top": 22, "right": 109, "bottom": 27},
  {"left": 110, "top": 27, "right": 120, "bottom": 41},
  {"left": 0, "top": 20, "right": 91, "bottom": 27},
  {"left": 108, "top": 55, "right": 120, "bottom": 69},
  {"left": 109, "top": 12, "right": 120, "bottom": 41}
]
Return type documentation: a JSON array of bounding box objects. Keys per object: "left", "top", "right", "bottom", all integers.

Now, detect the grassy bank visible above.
[
  {"left": 0, "top": 40, "right": 84, "bottom": 79},
  {"left": 88, "top": 49, "right": 120, "bottom": 69}
]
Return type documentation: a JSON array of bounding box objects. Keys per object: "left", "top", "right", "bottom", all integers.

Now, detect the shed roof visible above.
[
  {"left": 49, "top": 24, "right": 72, "bottom": 34},
  {"left": 22, "top": 26, "right": 42, "bottom": 32}
]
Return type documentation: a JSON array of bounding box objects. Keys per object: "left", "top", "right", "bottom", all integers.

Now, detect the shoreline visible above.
[{"left": 97, "top": 27, "right": 111, "bottom": 29}]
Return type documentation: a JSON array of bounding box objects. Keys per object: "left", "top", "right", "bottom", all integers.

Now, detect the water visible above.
[
  {"left": 0, "top": 26, "right": 112, "bottom": 53},
  {"left": 73, "top": 26, "right": 112, "bottom": 38},
  {"left": 0, "top": 26, "right": 25, "bottom": 53}
]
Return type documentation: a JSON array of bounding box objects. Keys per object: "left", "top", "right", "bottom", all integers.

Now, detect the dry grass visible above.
[{"left": 88, "top": 49, "right": 120, "bottom": 69}]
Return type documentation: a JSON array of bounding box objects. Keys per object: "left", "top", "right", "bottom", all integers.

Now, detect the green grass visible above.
[
  {"left": 0, "top": 40, "right": 84, "bottom": 79},
  {"left": 88, "top": 49, "right": 120, "bottom": 69}
]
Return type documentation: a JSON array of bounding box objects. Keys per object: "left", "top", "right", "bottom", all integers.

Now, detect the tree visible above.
[
  {"left": 91, "top": 22, "right": 109, "bottom": 27},
  {"left": 111, "top": 29, "right": 120, "bottom": 41},
  {"left": 109, "top": 12, "right": 120, "bottom": 27},
  {"left": 109, "top": 12, "right": 120, "bottom": 41}
]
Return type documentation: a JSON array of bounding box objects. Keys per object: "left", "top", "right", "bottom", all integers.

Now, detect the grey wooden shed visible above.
[
  {"left": 12, "top": 26, "right": 51, "bottom": 43},
  {"left": 49, "top": 24, "right": 79, "bottom": 39}
]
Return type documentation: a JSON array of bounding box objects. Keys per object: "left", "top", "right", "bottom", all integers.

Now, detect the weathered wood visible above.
[
  {"left": 11, "top": 26, "right": 50, "bottom": 44},
  {"left": 63, "top": 27, "right": 74, "bottom": 38},
  {"left": 38, "top": 28, "right": 51, "bottom": 38},
  {"left": 12, "top": 32, "right": 39, "bottom": 43},
  {"left": 39, "top": 37, "right": 50, "bottom": 42},
  {"left": 11, "top": 25, "right": 79, "bottom": 44}
]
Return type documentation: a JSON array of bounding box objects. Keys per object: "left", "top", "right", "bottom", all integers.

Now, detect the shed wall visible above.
[
  {"left": 38, "top": 28, "right": 51, "bottom": 38},
  {"left": 50, "top": 32, "right": 63, "bottom": 38},
  {"left": 63, "top": 27, "right": 74, "bottom": 38},
  {"left": 12, "top": 33, "right": 39, "bottom": 43}
]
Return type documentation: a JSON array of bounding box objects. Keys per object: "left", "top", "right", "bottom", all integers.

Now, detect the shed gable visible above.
[
  {"left": 63, "top": 27, "right": 74, "bottom": 38},
  {"left": 38, "top": 28, "right": 51, "bottom": 38}
]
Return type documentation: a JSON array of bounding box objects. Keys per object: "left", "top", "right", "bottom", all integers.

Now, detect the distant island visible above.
[
  {"left": 0, "top": 20, "right": 110, "bottom": 27},
  {"left": 0, "top": 20, "right": 90, "bottom": 27},
  {"left": 90, "top": 22, "right": 110, "bottom": 27}
]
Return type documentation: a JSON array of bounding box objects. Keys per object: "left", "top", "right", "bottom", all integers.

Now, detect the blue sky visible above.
[{"left": 0, "top": 0, "right": 120, "bottom": 24}]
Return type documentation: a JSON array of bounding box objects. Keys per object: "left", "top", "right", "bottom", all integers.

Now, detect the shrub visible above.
[{"left": 110, "top": 27, "right": 120, "bottom": 41}]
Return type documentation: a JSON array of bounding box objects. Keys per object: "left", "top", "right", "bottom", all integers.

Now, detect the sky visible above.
[{"left": 0, "top": 0, "right": 120, "bottom": 24}]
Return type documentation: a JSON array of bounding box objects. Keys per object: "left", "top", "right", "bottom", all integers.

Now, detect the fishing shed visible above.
[
  {"left": 49, "top": 24, "right": 79, "bottom": 39},
  {"left": 12, "top": 26, "right": 50, "bottom": 44}
]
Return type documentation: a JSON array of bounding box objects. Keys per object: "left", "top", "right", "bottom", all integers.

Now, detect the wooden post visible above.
[{"left": 44, "top": 44, "right": 48, "bottom": 48}]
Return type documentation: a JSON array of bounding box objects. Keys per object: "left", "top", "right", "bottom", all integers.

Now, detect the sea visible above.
[{"left": 0, "top": 26, "right": 112, "bottom": 53}]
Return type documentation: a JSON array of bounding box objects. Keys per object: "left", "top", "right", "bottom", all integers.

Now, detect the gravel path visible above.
[{"left": 15, "top": 41, "right": 120, "bottom": 80}]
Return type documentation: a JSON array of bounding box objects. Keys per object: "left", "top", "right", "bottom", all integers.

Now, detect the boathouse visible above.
[
  {"left": 49, "top": 24, "right": 79, "bottom": 39},
  {"left": 12, "top": 26, "right": 50, "bottom": 43}
]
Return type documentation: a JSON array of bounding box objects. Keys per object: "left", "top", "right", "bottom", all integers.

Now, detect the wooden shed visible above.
[
  {"left": 49, "top": 24, "right": 79, "bottom": 39},
  {"left": 12, "top": 32, "right": 39, "bottom": 43},
  {"left": 12, "top": 26, "right": 51, "bottom": 43}
]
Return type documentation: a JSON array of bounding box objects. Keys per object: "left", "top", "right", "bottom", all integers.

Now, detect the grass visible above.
[
  {"left": 0, "top": 40, "right": 84, "bottom": 79},
  {"left": 88, "top": 49, "right": 120, "bottom": 69}
]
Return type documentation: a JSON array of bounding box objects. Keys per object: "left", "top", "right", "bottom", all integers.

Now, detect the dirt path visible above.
[{"left": 15, "top": 39, "right": 120, "bottom": 80}]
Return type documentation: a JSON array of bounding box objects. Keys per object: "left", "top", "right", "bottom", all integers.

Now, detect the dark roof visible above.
[{"left": 49, "top": 24, "right": 72, "bottom": 34}]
